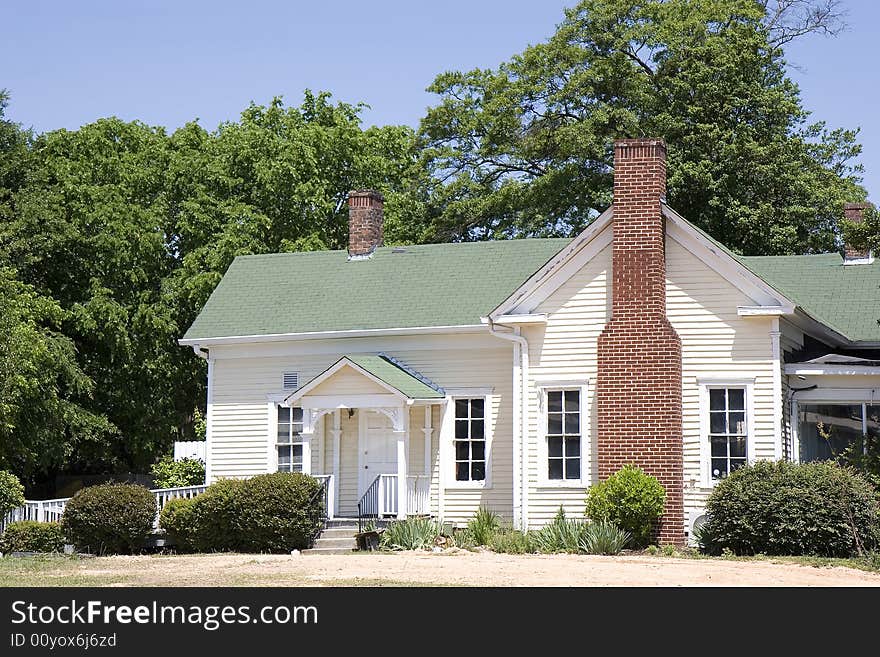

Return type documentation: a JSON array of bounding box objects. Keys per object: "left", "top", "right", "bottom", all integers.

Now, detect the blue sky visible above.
[{"left": 2, "top": 0, "right": 877, "bottom": 196}]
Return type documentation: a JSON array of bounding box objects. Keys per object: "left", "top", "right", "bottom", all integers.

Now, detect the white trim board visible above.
[
  {"left": 785, "top": 364, "right": 880, "bottom": 376},
  {"left": 179, "top": 324, "right": 487, "bottom": 347},
  {"left": 489, "top": 210, "right": 614, "bottom": 317}
]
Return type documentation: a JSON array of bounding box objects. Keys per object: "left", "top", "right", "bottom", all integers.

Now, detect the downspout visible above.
[
  {"left": 487, "top": 319, "right": 529, "bottom": 530},
  {"left": 191, "top": 346, "right": 212, "bottom": 484}
]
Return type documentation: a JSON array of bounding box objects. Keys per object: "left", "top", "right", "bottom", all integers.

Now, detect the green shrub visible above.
[
  {"left": 578, "top": 521, "right": 631, "bottom": 555},
  {"left": 585, "top": 464, "right": 666, "bottom": 547},
  {"left": 488, "top": 528, "right": 534, "bottom": 554},
  {"left": 158, "top": 498, "right": 196, "bottom": 552},
  {"left": 188, "top": 473, "right": 324, "bottom": 553},
  {"left": 0, "top": 471, "right": 25, "bottom": 517},
  {"left": 467, "top": 506, "right": 500, "bottom": 546},
  {"left": 380, "top": 517, "right": 440, "bottom": 551},
  {"left": 532, "top": 507, "right": 589, "bottom": 553},
  {"left": 0, "top": 521, "right": 65, "bottom": 553},
  {"left": 61, "top": 484, "right": 156, "bottom": 555},
  {"left": 150, "top": 455, "right": 205, "bottom": 488},
  {"left": 701, "top": 460, "right": 880, "bottom": 557}
]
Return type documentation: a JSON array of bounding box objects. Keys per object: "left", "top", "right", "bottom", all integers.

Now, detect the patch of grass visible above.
[
  {"left": 640, "top": 547, "right": 880, "bottom": 574},
  {"left": 0, "top": 556, "right": 126, "bottom": 587}
]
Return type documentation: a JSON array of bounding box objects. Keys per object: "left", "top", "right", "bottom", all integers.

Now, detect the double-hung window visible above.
[
  {"left": 454, "top": 398, "right": 486, "bottom": 482},
  {"left": 546, "top": 389, "right": 581, "bottom": 481},
  {"left": 708, "top": 387, "right": 748, "bottom": 480},
  {"left": 276, "top": 406, "right": 305, "bottom": 472}
]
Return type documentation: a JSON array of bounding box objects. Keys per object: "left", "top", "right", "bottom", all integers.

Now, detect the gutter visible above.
[{"left": 486, "top": 318, "right": 529, "bottom": 530}]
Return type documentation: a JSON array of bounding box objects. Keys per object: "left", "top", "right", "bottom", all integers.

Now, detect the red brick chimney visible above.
[
  {"left": 596, "top": 138, "right": 684, "bottom": 545},
  {"left": 843, "top": 202, "right": 872, "bottom": 262},
  {"left": 347, "top": 190, "right": 384, "bottom": 259}
]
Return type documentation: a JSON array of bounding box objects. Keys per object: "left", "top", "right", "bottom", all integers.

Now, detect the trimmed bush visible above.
[
  {"left": 0, "top": 521, "right": 65, "bottom": 553},
  {"left": 150, "top": 455, "right": 205, "bottom": 488},
  {"left": 701, "top": 460, "right": 880, "bottom": 557},
  {"left": 585, "top": 465, "right": 666, "bottom": 547},
  {"left": 189, "top": 473, "right": 324, "bottom": 553},
  {"left": 61, "top": 483, "right": 156, "bottom": 555},
  {"left": 0, "top": 471, "right": 25, "bottom": 517},
  {"left": 158, "top": 497, "right": 197, "bottom": 552}
]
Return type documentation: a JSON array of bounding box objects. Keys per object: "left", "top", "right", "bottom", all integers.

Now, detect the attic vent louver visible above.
[{"left": 282, "top": 372, "right": 299, "bottom": 390}]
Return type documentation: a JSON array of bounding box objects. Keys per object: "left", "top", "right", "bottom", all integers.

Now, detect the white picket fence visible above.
[{"left": 1, "top": 485, "right": 207, "bottom": 532}]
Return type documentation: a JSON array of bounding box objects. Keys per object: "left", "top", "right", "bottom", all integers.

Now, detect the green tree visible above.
[
  {"left": 0, "top": 91, "right": 425, "bottom": 486},
  {"left": 0, "top": 269, "right": 112, "bottom": 483},
  {"left": 419, "top": 0, "right": 864, "bottom": 254}
]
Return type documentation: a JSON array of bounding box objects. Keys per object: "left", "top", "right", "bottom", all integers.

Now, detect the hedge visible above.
[
  {"left": 160, "top": 473, "right": 325, "bottom": 553},
  {"left": 61, "top": 483, "right": 156, "bottom": 554},
  {"left": 699, "top": 460, "right": 879, "bottom": 557},
  {"left": 0, "top": 521, "right": 65, "bottom": 553}
]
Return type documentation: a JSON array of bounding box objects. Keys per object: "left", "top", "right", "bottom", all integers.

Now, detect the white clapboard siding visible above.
[
  {"left": 522, "top": 232, "right": 779, "bottom": 527},
  {"left": 524, "top": 243, "right": 611, "bottom": 526},
  {"left": 665, "top": 235, "right": 776, "bottom": 520},
  {"left": 206, "top": 335, "right": 512, "bottom": 524}
]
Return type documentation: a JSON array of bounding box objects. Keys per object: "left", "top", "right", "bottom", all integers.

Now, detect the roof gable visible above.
[
  {"left": 286, "top": 354, "right": 444, "bottom": 404},
  {"left": 488, "top": 204, "right": 795, "bottom": 320}
]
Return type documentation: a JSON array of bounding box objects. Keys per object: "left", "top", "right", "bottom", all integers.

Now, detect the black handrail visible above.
[
  {"left": 308, "top": 477, "right": 329, "bottom": 536},
  {"left": 357, "top": 474, "right": 381, "bottom": 533}
]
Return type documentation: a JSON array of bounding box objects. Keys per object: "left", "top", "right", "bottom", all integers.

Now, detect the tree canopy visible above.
[{"left": 419, "top": 0, "right": 865, "bottom": 253}]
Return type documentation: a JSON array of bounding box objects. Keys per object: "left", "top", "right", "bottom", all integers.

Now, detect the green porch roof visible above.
[
  {"left": 182, "top": 239, "right": 571, "bottom": 340},
  {"left": 339, "top": 354, "right": 444, "bottom": 399},
  {"left": 739, "top": 254, "right": 880, "bottom": 343}
]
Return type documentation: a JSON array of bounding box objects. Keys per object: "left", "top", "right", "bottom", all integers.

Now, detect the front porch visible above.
[{"left": 285, "top": 354, "right": 444, "bottom": 521}]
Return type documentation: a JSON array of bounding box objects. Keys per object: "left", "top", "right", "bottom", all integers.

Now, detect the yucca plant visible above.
[
  {"left": 531, "top": 507, "right": 589, "bottom": 553},
  {"left": 467, "top": 506, "right": 501, "bottom": 545},
  {"left": 380, "top": 517, "right": 440, "bottom": 551},
  {"left": 578, "top": 521, "right": 631, "bottom": 555}
]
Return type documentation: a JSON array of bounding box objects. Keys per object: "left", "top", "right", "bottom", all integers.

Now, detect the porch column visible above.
[
  {"left": 397, "top": 433, "right": 407, "bottom": 519},
  {"left": 330, "top": 410, "right": 341, "bottom": 519}
]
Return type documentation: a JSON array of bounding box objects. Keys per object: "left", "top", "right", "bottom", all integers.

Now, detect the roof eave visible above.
[{"left": 179, "top": 323, "right": 488, "bottom": 347}]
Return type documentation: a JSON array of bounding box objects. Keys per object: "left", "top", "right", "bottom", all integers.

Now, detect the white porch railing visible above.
[
  {"left": 360, "top": 474, "right": 430, "bottom": 520},
  {"left": 1, "top": 485, "right": 208, "bottom": 533}
]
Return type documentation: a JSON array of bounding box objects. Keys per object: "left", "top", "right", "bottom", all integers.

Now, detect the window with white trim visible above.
[
  {"left": 454, "top": 398, "right": 486, "bottom": 481},
  {"left": 708, "top": 387, "right": 748, "bottom": 480},
  {"left": 546, "top": 389, "right": 581, "bottom": 480},
  {"left": 276, "top": 406, "right": 304, "bottom": 472}
]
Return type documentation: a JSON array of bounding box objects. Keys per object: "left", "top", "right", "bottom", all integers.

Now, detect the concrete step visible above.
[
  {"left": 303, "top": 546, "right": 355, "bottom": 555},
  {"left": 313, "top": 537, "right": 357, "bottom": 549},
  {"left": 319, "top": 528, "right": 359, "bottom": 539}
]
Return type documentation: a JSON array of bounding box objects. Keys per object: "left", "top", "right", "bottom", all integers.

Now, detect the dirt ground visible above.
[{"left": 8, "top": 550, "right": 880, "bottom": 587}]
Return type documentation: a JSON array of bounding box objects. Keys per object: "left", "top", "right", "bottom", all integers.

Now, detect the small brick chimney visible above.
[
  {"left": 843, "top": 202, "right": 872, "bottom": 262},
  {"left": 347, "top": 190, "right": 384, "bottom": 259},
  {"left": 596, "top": 138, "right": 684, "bottom": 545}
]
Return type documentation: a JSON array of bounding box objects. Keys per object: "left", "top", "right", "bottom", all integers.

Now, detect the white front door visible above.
[{"left": 359, "top": 410, "right": 398, "bottom": 497}]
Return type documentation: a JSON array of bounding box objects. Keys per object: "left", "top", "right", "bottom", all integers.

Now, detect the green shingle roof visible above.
[
  {"left": 338, "top": 354, "right": 444, "bottom": 399},
  {"left": 740, "top": 254, "right": 880, "bottom": 343},
  {"left": 182, "top": 240, "right": 571, "bottom": 341}
]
